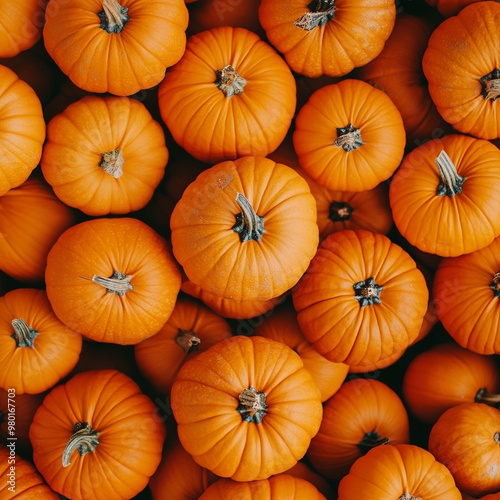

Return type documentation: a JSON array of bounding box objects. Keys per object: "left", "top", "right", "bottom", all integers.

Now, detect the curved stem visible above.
[
  {"left": 11, "top": 318, "right": 38, "bottom": 348},
  {"left": 490, "top": 272, "right": 500, "bottom": 298},
  {"left": 435, "top": 150, "right": 466, "bottom": 197},
  {"left": 475, "top": 387, "right": 500, "bottom": 406},
  {"left": 237, "top": 387, "right": 267, "bottom": 423},
  {"left": 99, "top": 0, "right": 130, "bottom": 34},
  {"left": 62, "top": 422, "right": 100, "bottom": 468},
  {"left": 295, "top": 0, "right": 336, "bottom": 30},
  {"left": 100, "top": 149, "right": 124, "bottom": 179},
  {"left": 353, "top": 277, "right": 383, "bottom": 307},
  {"left": 215, "top": 65, "right": 246, "bottom": 97},
  {"left": 232, "top": 193, "right": 265, "bottom": 243},
  {"left": 91, "top": 270, "right": 134, "bottom": 296},
  {"left": 175, "top": 330, "right": 201, "bottom": 354},
  {"left": 357, "top": 430, "right": 390, "bottom": 455},
  {"left": 480, "top": 68, "right": 500, "bottom": 101},
  {"left": 329, "top": 200, "right": 354, "bottom": 222},
  {"left": 334, "top": 124, "right": 364, "bottom": 152}
]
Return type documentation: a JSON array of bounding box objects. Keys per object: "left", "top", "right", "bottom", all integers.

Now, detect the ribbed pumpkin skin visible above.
[
  {"left": 433, "top": 235, "right": 500, "bottom": 354},
  {"left": 389, "top": 134, "right": 500, "bottom": 257},
  {"left": 293, "top": 79, "right": 406, "bottom": 192},
  {"left": 158, "top": 26, "right": 296, "bottom": 164},
  {"left": 29, "top": 369, "right": 166, "bottom": 500},
  {"left": 422, "top": 2, "right": 500, "bottom": 140},
  {"left": 170, "top": 156, "right": 319, "bottom": 302},
  {"left": 0, "top": 65, "right": 45, "bottom": 196},
  {"left": 170, "top": 335, "right": 323, "bottom": 482},
  {"left": 292, "top": 229, "right": 429, "bottom": 368},
  {"left": 45, "top": 217, "right": 181, "bottom": 345},
  {"left": 425, "top": 0, "right": 482, "bottom": 17},
  {"left": 43, "top": 0, "right": 189, "bottom": 96},
  {"left": 41, "top": 95, "right": 169, "bottom": 216},
  {"left": 337, "top": 443, "right": 462, "bottom": 499},
  {"left": 258, "top": 0, "right": 396, "bottom": 78}
]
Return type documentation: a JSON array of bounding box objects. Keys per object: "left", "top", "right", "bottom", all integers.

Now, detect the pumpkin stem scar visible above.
[
  {"left": 99, "top": 148, "right": 124, "bottom": 179},
  {"left": 11, "top": 318, "right": 38, "bottom": 348},
  {"left": 215, "top": 65, "right": 246, "bottom": 97},
  {"left": 489, "top": 272, "right": 500, "bottom": 298},
  {"left": 98, "top": 0, "right": 130, "bottom": 34},
  {"left": 295, "top": 0, "right": 336, "bottom": 30},
  {"left": 480, "top": 68, "right": 500, "bottom": 100},
  {"left": 334, "top": 124, "right": 364, "bottom": 152},
  {"left": 91, "top": 270, "right": 134, "bottom": 295},
  {"left": 175, "top": 330, "right": 201, "bottom": 354},
  {"left": 233, "top": 192, "right": 266, "bottom": 243},
  {"left": 62, "top": 422, "right": 100, "bottom": 467},
  {"left": 398, "top": 494, "right": 421, "bottom": 500},
  {"left": 356, "top": 430, "right": 390, "bottom": 455},
  {"left": 237, "top": 387, "right": 268, "bottom": 423},
  {"left": 435, "top": 150, "right": 466, "bottom": 197},
  {"left": 329, "top": 200, "right": 354, "bottom": 222},
  {"left": 475, "top": 387, "right": 500, "bottom": 406},
  {"left": 353, "top": 277, "right": 383, "bottom": 307}
]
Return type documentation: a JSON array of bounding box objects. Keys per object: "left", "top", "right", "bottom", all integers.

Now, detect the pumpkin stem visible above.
[
  {"left": 475, "top": 387, "right": 500, "bottom": 407},
  {"left": 91, "top": 270, "right": 134, "bottom": 296},
  {"left": 334, "top": 124, "right": 364, "bottom": 152},
  {"left": 233, "top": 192, "right": 266, "bottom": 243},
  {"left": 329, "top": 200, "right": 354, "bottom": 222},
  {"left": 237, "top": 387, "right": 268, "bottom": 424},
  {"left": 353, "top": 277, "right": 383, "bottom": 307},
  {"left": 62, "top": 422, "right": 100, "bottom": 467},
  {"left": 435, "top": 150, "right": 466, "bottom": 197},
  {"left": 175, "top": 329, "right": 201, "bottom": 354},
  {"left": 215, "top": 65, "right": 246, "bottom": 98},
  {"left": 489, "top": 272, "right": 500, "bottom": 298},
  {"left": 99, "top": 0, "right": 129, "bottom": 34},
  {"left": 100, "top": 148, "right": 124, "bottom": 179},
  {"left": 295, "top": 0, "right": 336, "bottom": 30},
  {"left": 398, "top": 494, "right": 421, "bottom": 500},
  {"left": 11, "top": 318, "right": 38, "bottom": 348},
  {"left": 356, "top": 430, "right": 390, "bottom": 455},
  {"left": 480, "top": 68, "right": 500, "bottom": 101},
  {"left": 495, "top": 432, "right": 500, "bottom": 444}
]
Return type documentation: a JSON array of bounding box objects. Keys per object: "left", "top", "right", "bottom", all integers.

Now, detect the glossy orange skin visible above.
[
  {"left": 338, "top": 443, "right": 461, "bottom": 499},
  {"left": 171, "top": 335, "right": 323, "bottom": 481},
  {"left": 43, "top": 0, "right": 189, "bottom": 96},
  {"left": 158, "top": 26, "right": 296, "bottom": 163},
  {"left": 30, "top": 369, "right": 166, "bottom": 500},
  {"left": 45, "top": 217, "right": 181, "bottom": 345}
]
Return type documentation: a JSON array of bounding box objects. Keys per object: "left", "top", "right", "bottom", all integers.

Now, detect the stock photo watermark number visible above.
[{"left": 4, "top": 388, "right": 16, "bottom": 493}]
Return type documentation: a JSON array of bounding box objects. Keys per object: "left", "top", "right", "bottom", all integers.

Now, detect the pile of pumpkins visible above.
[{"left": 1, "top": 0, "right": 500, "bottom": 498}]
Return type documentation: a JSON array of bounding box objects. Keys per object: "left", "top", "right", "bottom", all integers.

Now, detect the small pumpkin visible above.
[
  {"left": 0, "top": 288, "right": 82, "bottom": 395},
  {"left": 30, "top": 369, "right": 166, "bottom": 500},
  {"left": 424, "top": 0, "right": 483, "bottom": 17},
  {"left": 293, "top": 79, "right": 406, "bottom": 192},
  {"left": 428, "top": 402, "right": 500, "bottom": 497},
  {"left": 45, "top": 217, "right": 181, "bottom": 345},
  {"left": 283, "top": 461, "right": 336, "bottom": 499},
  {"left": 170, "top": 335, "right": 323, "bottom": 481},
  {"left": 43, "top": 0, "right": 189, "bottom": 96}
]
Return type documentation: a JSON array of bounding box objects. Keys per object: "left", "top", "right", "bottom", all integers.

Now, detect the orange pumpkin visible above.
[
  {"left": 170, "top": 156, "right": 319, "bottom": 302},
  {"left": 41, "top": 95, "right": 169, "bottom": 216},
  {"left": 293, "top": 79, "right": 406, "bottom": 192},
  {"left": 158, "top": 26, "right": 296, "bottom": 163},
  {"left": 134, "top": 295, "right": 233, "bottom": 396},
  {"left": 258, "top": 0, "right": 396, "bottom": 78},
  {"left": 45, "top": 217, "right": 181, "bottom": 345},
  {"left": 43, "top": 0, "right": 189, "bottom": 96},
  {"left": 170, "top": 335, "right": 323, "bottom": 481},
  {"left": 284, "top": 461, "right": 336, "bottom": 499},
  {"left": 0, "top": 177, "right": 76, "bottom": 283},
  {"left": 0, "top": 288, "right": 82, "bottom": 395},
  {"left": 389, "top": 133, "right": 500, "bottom": 257},
  {"left": 0, "top": 64, "right": 45, "bottom": 196},
  {"left": 424, "top": 0, "right": 483, "bottom": 17},
  {"left": 30, "top": 369, "right": 166, "bottom": 500},
  {"left": 292, "top": 229, "right": 429, "bottom": 369}
]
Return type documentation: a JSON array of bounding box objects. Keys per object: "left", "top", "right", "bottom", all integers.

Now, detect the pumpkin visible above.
[
  {"left": 258, "top": 0, "right": 396, "bottom": 78},
  {"left": 422, "top": 1, "right": 500, "bottom": 140},
  {"left": 284, "top": 461, "right": 336, "bottom": 499},
  {"left": 424, "top": 0, "right": 483, "bottom": 17},
  {"left": 402, "top": 342, "right": 500, "bottom": 424},
  {"left": 170, "top": 335, "right": 323, "bottom": 481},
  {"left": 41, "top": 95, "right": 169, "bottom": 216},
  {"left": 170, "top": 155, "right": 319, "bottom": 302},
  {"left": 0, "top": 445, "right": 59, "bottom": 499},
  {"left": 292, "top": 229, "right": 429, "bottom": 368},
  {"left": 45, "top": 217, "right": 181, "bottom": 345},
  {"left": 354, "top": 13, "right": 450, "bottom": 147},
  {"left": 251, "top": 300, "right": 349, "bottom": 402},
  {"left": 389, "top": 133, "right": 500, "bottom": 257},
  {"left": 0, "top": 288, "right": 82, "bottom": 395},
  {"left": 432, "top": 233, "right": 500, "bottom": 354},
  {"left": 293, "top": 79, "right": 406, "bottom": 192},
  {"left": 30, "top": 369, "right": 166, "bottom": 500},
  {"left": 428, "top": 402, "right": 500, "bottom": 497},
  {"left": 149, "top": 432, "right": 220, "bottom": 500},
  {"left": 0, "top": 0, "right": 46, "bottom": 57},
  {"left": 337, "top": 443, "right": 462, "bottom": 499},
  {"left": 0, "top": 64, "right": 45, "bottom": 196},
  {"left": 43, "top": 0, "right": 189, "bottom": 96},
  {"left": 158, "top": 26, "right": 296, "bottom": 163},
  {"left": 0, "top": 177, "right": 76, "bottom": 283},
  {"left": 307, "top": 378, "right": 410, "bottom": 482},
  {"left": 134, "top": 295, "right": 233, "bottom": 396},
  {"left": 198, "top": 474, "right": 326, "bottom": 499}
]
